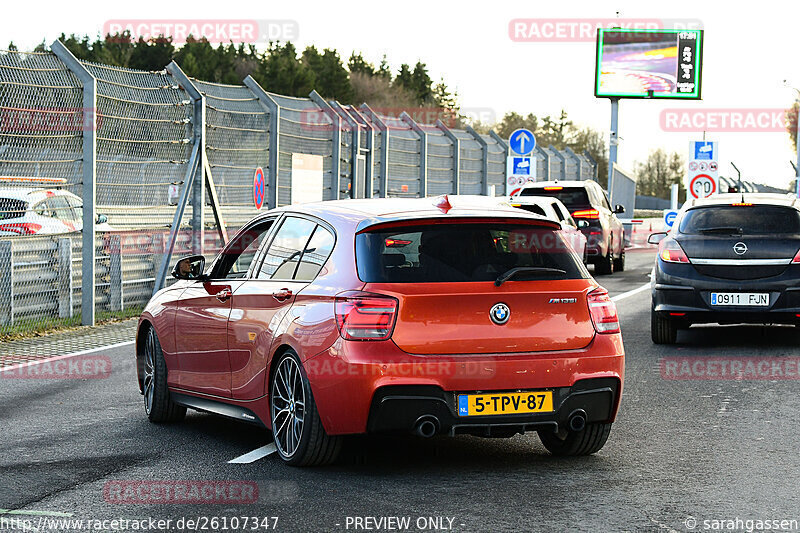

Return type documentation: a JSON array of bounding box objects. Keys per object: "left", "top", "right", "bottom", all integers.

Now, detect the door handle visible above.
[
  {"left": 272, "top": 288, "right": 293, "bottom": 302},
  {"left": 216, "top": 288, "right": 232, "bottom": 302}
]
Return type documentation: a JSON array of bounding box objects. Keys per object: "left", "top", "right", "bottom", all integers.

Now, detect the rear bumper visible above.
[
  {"left": 653, "top": 259, "right": 800, "bottom": 324},
  {"left": 303, "top": 334, "right": 625, "bottom": 435},
  {"left": 367, "top": 378, "right": 620, "bottom": 437}
]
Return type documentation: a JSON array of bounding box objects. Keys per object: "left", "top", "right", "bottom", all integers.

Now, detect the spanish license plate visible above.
[
  {"left": 710, "top": 292, "right": 769, "bottom": 307},
  {"left": 457, "top": 391, "right": 554, "bottom": 417}
]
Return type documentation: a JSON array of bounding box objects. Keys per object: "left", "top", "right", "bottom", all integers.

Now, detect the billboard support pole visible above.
[
  {"left": 608, "top": 97, "right": 619, "bottom": 204},
  {"left": 796, "top": 104, "right": 800, "bottom": 198}
]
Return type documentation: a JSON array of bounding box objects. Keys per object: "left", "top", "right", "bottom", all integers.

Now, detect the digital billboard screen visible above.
[{"left": 595, "top": 28, "right": 703, "bottom": 99}]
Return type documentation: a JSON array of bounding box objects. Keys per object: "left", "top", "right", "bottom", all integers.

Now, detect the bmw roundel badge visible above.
[{"left": 490, "top": 303, "right": 510, "bottom": 325}]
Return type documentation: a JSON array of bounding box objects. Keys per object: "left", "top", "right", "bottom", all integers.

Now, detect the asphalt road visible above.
[{"left": 2, "top": 249, "right": 800, "bottom": 533}]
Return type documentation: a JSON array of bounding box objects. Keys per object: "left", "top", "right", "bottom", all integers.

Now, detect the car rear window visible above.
[
  {"left": 0, "top": 198, "right": 27, "bottom": 220},
  {"left": 520, "top": 187, "right": 590, "bottom": 208},
  {"left": 679, "top": 205, "right": 800, "bottom": 235},
  {"left": 356, "top": 222, "right": 588, "bottom": 283}
]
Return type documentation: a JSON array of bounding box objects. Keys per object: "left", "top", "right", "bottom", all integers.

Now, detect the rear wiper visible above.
[
  {"left": 698, "top": 226, "right": 743, "bottom": 235},
  {"left": 495, "top": 267, "right": 567, "bottom": 287}
]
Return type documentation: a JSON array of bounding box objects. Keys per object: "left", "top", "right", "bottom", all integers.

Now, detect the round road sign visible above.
[
  {"left": 689, "top": 174, "right": 716, "bottom": 199},
  {"left": 253, "top": 167, "right": 265, "bottom": 210}
]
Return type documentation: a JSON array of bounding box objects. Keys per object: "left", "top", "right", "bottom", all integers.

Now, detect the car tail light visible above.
[
  {"left": 0, "top": 222, "right": 42, "bottom": 235},
  {"left": 385, "top": 238, "right": 411, "bottom": 248},
  {"left": 334, "top": 292, "right": 398, "bottom": 341},
  {"left": 658, "top": 237, "right": 689, "bottom": 263},
  {"left": 731, "top": 202, "right": 753, "bottom": 206},
  {"left": 587, "top": 287, "right": 620, "bottom": 334},
  {"left": 792, "top": 249, "right": 800, "bottom": 263},
  {"left": 572, "top": 209, "right": 600, "bottom": 219},
  {"left": 544, "top": 186, "right": 563, "bottom": 191}
]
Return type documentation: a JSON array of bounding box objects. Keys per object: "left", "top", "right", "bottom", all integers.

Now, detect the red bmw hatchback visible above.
[{"left": 136, "top": 196, "right": 625, "bottom": 466}]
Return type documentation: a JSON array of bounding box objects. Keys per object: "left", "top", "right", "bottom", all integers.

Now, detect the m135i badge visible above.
[{"left": 549, "top": 298, "right": 577, "bottom": 304}]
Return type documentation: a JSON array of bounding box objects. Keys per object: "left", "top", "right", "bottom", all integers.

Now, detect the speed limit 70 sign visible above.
[{"left": 689, "top": 174, "right": 716, "bottom": 199}]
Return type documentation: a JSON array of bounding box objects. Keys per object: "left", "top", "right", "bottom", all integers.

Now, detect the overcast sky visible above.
[{"left": 4, "top": 0, "right": 799, "bottom": 188}]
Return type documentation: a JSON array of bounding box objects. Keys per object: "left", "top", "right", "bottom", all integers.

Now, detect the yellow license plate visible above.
[{"left": 457, "top": 391, "right": 554, "bottom": 416}]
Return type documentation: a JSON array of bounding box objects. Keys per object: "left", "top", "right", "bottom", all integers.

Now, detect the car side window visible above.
[
  {"left": 257, "top": 216, "right": 317, "bottom": 280},
  {"left": 213, "top": 220, "right": 275, "bottom": 279},
  {"left": 33, "top": 201, "right": 52, "bottom": 217},
  {"left": 46, "top": 196, "right": 75, "bottom": 221},
  {"left": 551, "top": 202, "right": 566, "bottom": 221},
  {"left": 598, "top": 187, "right": 612, "bottom": 211},
  {"left": 294, "top": 225, "right": 335, "bottom": 281},
  {"left": 66, "top": 196, "right": 83, "bottom": 221}
]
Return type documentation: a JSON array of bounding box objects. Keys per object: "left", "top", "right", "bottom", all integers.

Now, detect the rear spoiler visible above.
[{"left": 356, "top": 215, "right": 561, "bottom": 234}]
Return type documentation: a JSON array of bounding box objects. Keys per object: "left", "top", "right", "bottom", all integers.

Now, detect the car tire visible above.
[
  {"left": 270, "top": 350, "right": 342, "bottom": 467},
  {"left": 651, "top": 308, "right": 678, "bottom": 344},
  {"left": 142, "top": 326, "right": 186, "bottom": 423},
  {"left": 613, "top": 247, "right": 625, "bottom": 272},
  {"left": 538, "top": 422, "right": 612, "bottom": 456},
  {"left": 594, "top": 240, "right": 614, "bottom": 276}
]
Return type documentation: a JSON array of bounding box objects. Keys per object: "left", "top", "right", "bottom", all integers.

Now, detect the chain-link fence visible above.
[{"left": 0, "top": 41, "right": 602, "bottom": 336}]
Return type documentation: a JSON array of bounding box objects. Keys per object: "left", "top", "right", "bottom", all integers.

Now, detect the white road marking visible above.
[
  {"left": 0, "top": 340, "right": 135, "bottom": 373},
  {"left": 228, "top": 443, "right": 277, "bottom": 464},
  {"left": 611, "top": 282, "right": 650, "bottom": 302}
]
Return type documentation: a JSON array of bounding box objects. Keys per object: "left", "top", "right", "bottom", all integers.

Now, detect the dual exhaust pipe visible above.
[{"left": 411, "top": 410, "right": 587, "bottom": 437}]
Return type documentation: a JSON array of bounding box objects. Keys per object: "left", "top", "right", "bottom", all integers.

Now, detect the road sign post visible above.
[{"left": 686, "top": 141, "right": 719, "bottom": 199}]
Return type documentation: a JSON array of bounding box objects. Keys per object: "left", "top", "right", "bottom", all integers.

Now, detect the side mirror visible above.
[
  {"left": 171, "top": 255, "right": 207, "bottom": 280},
  {"left": 647, "top": 232, "right": 668, "bottom": 245},
  {"left": 96, "top": 214, "right": 108, "bottom": 224},
  {"left": 576, "top": 219, "right": 590, "bottom": 229},
  {"left": 614, "top": 204, "right": 625, "bottom": 214}
]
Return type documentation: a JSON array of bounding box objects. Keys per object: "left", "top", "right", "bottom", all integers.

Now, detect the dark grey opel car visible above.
[{"left": 649, "top": 193, "right": 800, "bottom": 344}]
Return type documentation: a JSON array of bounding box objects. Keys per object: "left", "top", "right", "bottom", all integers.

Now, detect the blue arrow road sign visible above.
[
  {"left": 664, "top": 209, "right": 678, "bottom": 228},
  {"left": 509, "top": 128, "right": 535, "bottom": 156}
]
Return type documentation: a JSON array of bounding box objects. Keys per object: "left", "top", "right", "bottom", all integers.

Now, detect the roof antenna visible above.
[{"left": 730, "top": 162, "right": 744, "bottom": 203}]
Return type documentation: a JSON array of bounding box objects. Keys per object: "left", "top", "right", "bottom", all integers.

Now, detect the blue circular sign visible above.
[
  {"left": 508, "top": 128, "right": 535, "bottom": 156},
  {"left": 664, "top": 210, "right": 678, "bottom": 228},
  {"left": 253, "top": 167, "right": 265, "bottom": 210}
]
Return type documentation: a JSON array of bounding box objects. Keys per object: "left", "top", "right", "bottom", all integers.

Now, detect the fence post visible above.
[
  {"left": 583, "top": 150, "right": 598, "bottom": 181},
  {"left": 152, "top": 141, "right": 201, "bottom": 296},
  {"left": 244, "top": 76, "right": 279, "bottom": 209},
  {"left": 57, "top": 237, "right": 73, "bottom": 318},
  {"left": 109, "top": 234, "right": 123, "bottom": 312},
  {"left": 489, "top": 130, "right": 508, "bottom": 193},
  {"left": 309, "top": 91, "right": 342, "bottom": 200},
  {"left": 350, "top": 106, "right": 375, "bottom": 198},
  {"left": 534, "top": 145, "right": 550, "bottom": 181},
  {"left": 466, "top": 126, "right": 490, "bottom": 196},
  {"left": 166, "top": 61, "right": 205, "bottom": 255},
  {"left": 400, "top": 112, "right": 427, "bottom": 198},
  {"left": 435, "top": 120, "right": 460, "bottom": 195},
  {"left": 360, "top": 104, "right": 389, "bottom": 198},
  {"left": 329, "top": 100, "right": 361, "bottom": 198},
  {"left": 550, "top": 146, "right": 567, "bottom": 181},
  {"left": 564, "top": 146, "right": 582, "bottom": 180},
  {"left": 0, "top": 241, "right": 12, "bottom": 326},
  {"left": 52, "top": 40, "right": 96, "bottom": 327}
]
